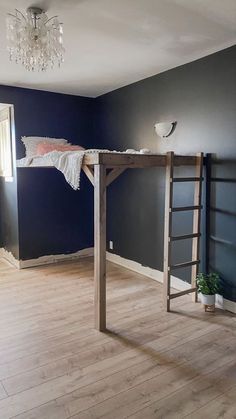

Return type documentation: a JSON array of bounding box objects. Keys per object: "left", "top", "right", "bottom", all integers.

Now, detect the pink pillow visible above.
[{"left": 36, "top": 143, "right": 85, "bottom": 155}]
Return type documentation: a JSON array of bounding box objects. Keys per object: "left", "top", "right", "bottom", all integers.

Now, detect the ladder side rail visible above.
[
  {"left": 191, "top": 153, "right": 204, "bottom": 302},
  {"left": 163, "top": 151, "right": 174, "bottom": 312}
]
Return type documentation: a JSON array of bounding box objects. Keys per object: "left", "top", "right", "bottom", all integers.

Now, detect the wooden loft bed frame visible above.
[
  {"left": 81, "top": 151, "right": 204, "bottom": 332},
  {"left": 17, "top": 151, "right": 204, "bottom": 331}
]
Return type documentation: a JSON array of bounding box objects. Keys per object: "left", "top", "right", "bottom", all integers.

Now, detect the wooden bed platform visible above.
[{"left": 83, "top": 152, "right": 198, "bottom": 168}]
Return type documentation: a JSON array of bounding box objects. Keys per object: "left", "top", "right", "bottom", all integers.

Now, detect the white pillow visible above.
[{"left": 21, "top": 136, "right": 69, "bottom": 157}]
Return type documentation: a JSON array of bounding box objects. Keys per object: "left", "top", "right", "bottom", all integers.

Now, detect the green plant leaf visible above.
[{"left": 196, "top": 272, "right": 220, "bottom": 295}]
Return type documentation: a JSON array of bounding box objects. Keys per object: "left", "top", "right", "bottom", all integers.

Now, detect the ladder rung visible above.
[
  {"left": 170, "top": 233, "right": 201, "bottom": 241},
  {"left": 172, "top": 177, "right": 203, "bottom": 182},
  {"left": 171, "top": 205, "right": 202, "bottom": 212},
  {"left": 170, "top": 260, "right": 200, "bottom": 270},
  {"left": 169, "top": 288, "right": 197, "bottom": 300}
]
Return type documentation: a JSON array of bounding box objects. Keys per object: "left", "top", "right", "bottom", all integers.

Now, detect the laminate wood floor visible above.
[{"left": 0, "top": 257, "right": 235, "bottom": 419}]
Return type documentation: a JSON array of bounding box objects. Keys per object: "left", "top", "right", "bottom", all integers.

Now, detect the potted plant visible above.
[{"left": 196, "top": 273, "right": 220, "bottom": 307}]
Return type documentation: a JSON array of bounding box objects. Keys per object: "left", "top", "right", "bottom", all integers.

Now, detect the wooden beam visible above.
[
  {"left": 172, "top": 177, "right": 203, "bottom": 182},
  {"left": 84, "top": 153, "right": 165, "bottom": 167},
  {"left": 83, "top": 153, "right": 198, "bottom": 168},
  {"left": 82, "top": 165, "right": 94, "bottom": 186},
  {"left": 17, "top": 152, "right": 203, "bottom": 170},
  {"left": 170, "top": 233, "right": 201, "bottom": 241},
  {"left": 163, "top": 151, "right": 174, "bottom": 312},
  {"left": 171, "top": 205, "right": 202, "bottom": 212},
  {"left": 170, "top": 259, "right": 200, "bottom": 270},
  {"left": 169, "top": 288, "right": 197, "bottom": 299},
  {"left": 191, "top": 152, "right": 204, "bottom": 302},
  {"left": 94, "top": 164, "right": 107, "bottom": 332},
  {"left": 106, "top": 168, "right": 126, "bottom": 187}
]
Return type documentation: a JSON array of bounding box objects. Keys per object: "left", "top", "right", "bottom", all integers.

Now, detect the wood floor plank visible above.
[
  {"left": 185, "top": 385, "right": 236, "bottom": 419},
  {"left": 0, "top": 381, "right": 7, "bottom": 400},
  {"left": 127, "top": 354, "right": 236, "bottom": 418},
  {"left": 0, "top": 302, "right": 223, "bottom": 385},
  {"left": 3, "top": 327, "right": 235, "bottom": 418},
  {"left": 0, "top": 257, "right": 235, "bottom": 419},
  {"left": 2, "top": 320, "right": 222, "bottom": 395},
  {"left": 0, "top": 301, "right": 204, "bottom": 381},
  {"left": 69, "top": 357, "right": 236, "bottom": 419}
]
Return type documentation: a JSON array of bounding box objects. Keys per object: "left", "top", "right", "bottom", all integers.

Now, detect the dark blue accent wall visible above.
[
  {"left": 96, "top": 45, "right": 236, "bottom": 303},
  {"left": 0, "top": 46, "right": 235, "bottom": 304},
  {"left": 0, "top": 85, "right": 96, "bottom": 260}
]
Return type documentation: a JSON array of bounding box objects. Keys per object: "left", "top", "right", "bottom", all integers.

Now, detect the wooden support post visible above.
[
  {"left": 205, "top": 153, "right": 212, "bottom": 275},
  {"left": 94, "top": 164, "right": 107, "bottom": 331},
  {"left": 106, "top": 168, "right": 126, "bottom": 186},
  {"left": 191, "top": 153, "right": 204, "bottom": 302},
  {"left": 163, "top": 151, "right": 174, "bottom": 312},
  {"left": 83, "top": 165, "right": 94, "bottom": 185}
]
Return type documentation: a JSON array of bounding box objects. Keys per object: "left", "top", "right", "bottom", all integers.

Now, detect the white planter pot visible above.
[{"left": 200, "top": 293, "right": 215, "bottom": 305}]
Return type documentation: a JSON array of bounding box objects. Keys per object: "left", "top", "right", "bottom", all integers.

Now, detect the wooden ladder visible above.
[{"left": 163, "top": 151, "right": 204, "bottom": 311}]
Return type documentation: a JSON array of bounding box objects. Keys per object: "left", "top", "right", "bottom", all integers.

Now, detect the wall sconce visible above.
[{"left": 154, "top": 121, "right": 177, "bottom": 138}]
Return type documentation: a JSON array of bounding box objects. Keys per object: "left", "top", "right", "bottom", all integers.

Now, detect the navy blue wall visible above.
[
  {"left": 1, "top": 47, "right": 235, "bottom": 304},
  {"left": 96, "top": 45, "right": 236, "bottom": 302},
  {"left": 0, "top": 85, "right": 96, "bottom": 260}
]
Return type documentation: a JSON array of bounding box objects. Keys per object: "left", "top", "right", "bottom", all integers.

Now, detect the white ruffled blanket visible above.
[
  {"left": 17, "top": 148, "right": 151, "bottom": 190},
  {"left": 49, "top": 150, "right": 85, "bottom": 190}
]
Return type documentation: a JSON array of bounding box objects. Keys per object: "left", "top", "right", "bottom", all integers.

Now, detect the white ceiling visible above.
[{"left": 0, "top": 0, "right": 235, "bottom": 97}]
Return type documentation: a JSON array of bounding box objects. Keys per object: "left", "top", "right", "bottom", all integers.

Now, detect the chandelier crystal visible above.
[{"left": 6, "top": 7, "right": 65, "bottom": 72}]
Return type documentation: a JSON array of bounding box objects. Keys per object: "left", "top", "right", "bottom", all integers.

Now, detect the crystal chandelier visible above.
[{"left": 6, "top": 7, "right": 65, "bottom": 72}]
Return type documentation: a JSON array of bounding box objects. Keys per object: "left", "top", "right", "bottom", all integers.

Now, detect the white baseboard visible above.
[
  {"left": 1, "top": 246, "right": 235, "bottom": 314},
  {"left": 215, "top": 294, "right": 236, "bottom": 314},
  {"left": 0, "top": 247, "right": 94, "bottom": 269},
  {"left": 20, "top": 247, "right": 94, "bottom": 268},
  {"left": 106, "top": 251, "right": 189, "bottom": 292},
  {"left": 0, "top": 248, "right": 20, "bottom": 269},
  {"left": 106, "top": 251, "right": 236, "bottom": 314}
]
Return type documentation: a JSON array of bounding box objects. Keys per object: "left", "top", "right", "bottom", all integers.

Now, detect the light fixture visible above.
[
  {"left": 154, "top": 121, "right": 177, "bottom": 138},
  {"left": 6, "top": 7, "right": 65, "bottom": 72}
]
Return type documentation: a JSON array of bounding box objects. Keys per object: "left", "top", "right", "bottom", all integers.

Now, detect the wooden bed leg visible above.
[
  {"left": 94, "top": 164, "right": 107, "bottom": 332},
  {"left": 191, "top": 153, "right": 204, "bottom": 302},
  {"left": 163, "top": 152, "right": 174, "bottom": 312}
]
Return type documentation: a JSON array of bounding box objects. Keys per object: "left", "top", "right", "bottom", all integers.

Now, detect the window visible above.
[{"left": 0, "top": 106, "right": 13, "bottom": 178}]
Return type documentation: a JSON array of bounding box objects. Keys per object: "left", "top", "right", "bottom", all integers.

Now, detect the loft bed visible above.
[{"left": 17, "top": 151, "right": 204, "bottom": 332}]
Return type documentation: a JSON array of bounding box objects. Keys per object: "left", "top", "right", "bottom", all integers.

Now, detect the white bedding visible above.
[
  {"left": 17, "top": 155, "right": 54, "bottom": 167},
  {"left": 17, "top": 150, "right": 86, "bottom": 190},
  {"left": 16, "top": 148, "right": 152, "bottom": 190}
]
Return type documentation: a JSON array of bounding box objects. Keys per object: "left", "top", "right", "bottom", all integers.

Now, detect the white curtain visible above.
[{"left": 0, "top": 107, "right": 12, "bottom": 178}]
